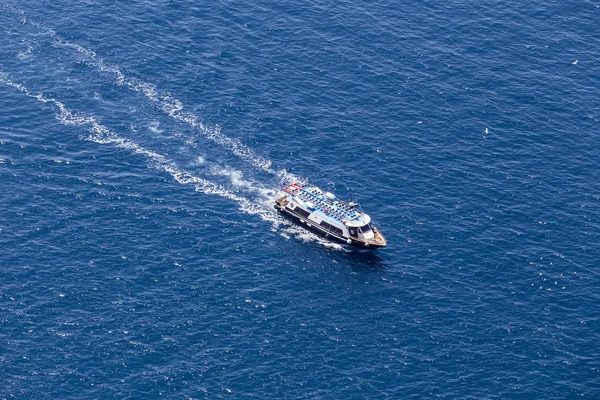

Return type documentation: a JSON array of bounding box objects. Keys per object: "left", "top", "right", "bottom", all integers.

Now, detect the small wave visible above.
[
  {"left": 209, "top": 165, "right": 253, "bottom": 189},
  {"left": 148, "top": 121, "right": 164, "bottom": 135},
  {"left": 207, "top": 164, "right": 278, "bottom": 199}
]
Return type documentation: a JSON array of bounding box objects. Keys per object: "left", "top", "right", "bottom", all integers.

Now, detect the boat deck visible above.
[{"left": 293, "top": 186, "right": 361, "bottom": 223}]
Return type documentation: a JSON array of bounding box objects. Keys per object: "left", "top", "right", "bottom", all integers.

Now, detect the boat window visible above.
[
  {"left": 359, "top": 224, "right": 372, "bottom": 235},
  {"left": 295, "top": 208, "right": 311, "bottom": 218},
  {"left": 320, "top": 221, "right": 343, "bottom": 236}
]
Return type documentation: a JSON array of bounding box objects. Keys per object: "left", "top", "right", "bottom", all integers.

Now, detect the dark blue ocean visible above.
[{"left": 1, "top": 1, "right": 599, "bottom": 398}]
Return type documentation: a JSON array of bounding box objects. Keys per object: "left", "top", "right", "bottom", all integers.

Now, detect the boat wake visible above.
[
  {"left": 0, "top": 72, "right": 345, "bottom": 251},
  {"left": 1, "top": 4, "right": 303, "bottom": 191},
  {"left": 0, "top": 6, "right": 344, "bottom": 250},
  {"left": 32, "top": 21, "right": 280, "bottom": 177}
]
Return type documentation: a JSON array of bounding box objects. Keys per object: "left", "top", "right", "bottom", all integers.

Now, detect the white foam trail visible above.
[
  {"left": 208, "top": 164, "right": 278, "bottom": 198},
  {"left": 45, "top": 31, "right": 281, "bottom": 176},
  {"left": 2, "top": 9, "right": 304, "bottom": 183},
  {"left": 0, "top": 73, "right": 344, "bottom": 250},
  {"left": 0, "top": 72, "right": 268, "bottom": 216}
]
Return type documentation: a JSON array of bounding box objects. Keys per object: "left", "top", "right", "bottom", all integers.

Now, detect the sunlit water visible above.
[{"left": 1, "top": 1, "right": 599, "bottom": 398}]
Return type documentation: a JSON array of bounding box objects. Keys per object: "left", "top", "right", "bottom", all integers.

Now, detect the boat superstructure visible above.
[{"left": 274, "top": 182, "right": 387, "bottom": 249}]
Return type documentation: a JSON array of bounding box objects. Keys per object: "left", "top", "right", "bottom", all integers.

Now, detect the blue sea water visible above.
[{"left": 1, "top": 0, "right": 599, "bottom": 398}]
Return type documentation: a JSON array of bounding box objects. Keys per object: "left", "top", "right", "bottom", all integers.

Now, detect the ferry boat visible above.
[{"left": 274, "top": 182, "right": 387, "bottom": 249}]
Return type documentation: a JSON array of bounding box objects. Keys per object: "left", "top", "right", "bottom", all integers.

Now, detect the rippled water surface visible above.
[{"left": 1, "top": 1, "right": 599, "bottom": 398}]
